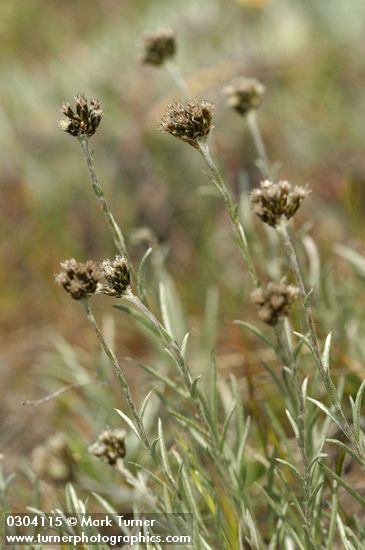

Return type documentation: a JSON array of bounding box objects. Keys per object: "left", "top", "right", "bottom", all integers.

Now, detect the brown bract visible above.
[
  {"left": 251, "top": 282, "right": 299, "bottom": 325},
  {"left": 141, "top": 29, "right": 176, "bottom": 65},
  {"left": 59, "top": 94, "right": 102, "bottom": 137},
  {"left": 250, "top": 179, "right": 310, "bottom": 227},
  {"left": 55, "top": 259, "right": 100, "bottom": 300},
  {"left": 88, "top": 428, "right": 126, "bottom": 465},
  {"left": 99, "top": 255, "right": 131, "bottom": 297},
  {"left": 224, "top": 77, "right": 266, "bottom": 116},
  {"left": 159, "top": 99, "right": 214, "bottom": 148}
]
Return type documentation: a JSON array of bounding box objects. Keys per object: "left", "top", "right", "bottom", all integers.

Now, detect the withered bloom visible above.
[
  {"left": 224, "top": 77, "right": 266, "bottom": 116},
  {"left": 251, "top": 282, "right": 299, "bottom": 326},
  {"left": 55, "top": 259, "right": 100, "bottom": 300},
  {"left": 89, "top": 428, "right": 126, "bottom": 465},
  {"left": 140, "top": 29, "right": 176, "bottom": 65},
  {"left": 159, "top": 99, "right": 214, "bottom": 148},
  {"left": 250, "top": 180, "right": 310, "bottom": 227},
  {"left": 32, "top": 433, "right": 75, "bottom": 484},
  {"left": 99, "top": 255, "right": 131, "bottom": 297},
  {"left": 59, "top": 94, "right": 103, "bottom": 137}
]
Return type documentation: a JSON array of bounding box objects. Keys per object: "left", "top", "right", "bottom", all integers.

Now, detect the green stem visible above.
[
  {"left": 246, "top": 110, "right": 271, "bottom": 178},
  {"left": 123, "top": 290, "right": 240, "bottom": 502},
  {"left": 124, "top": 290, "right": 193, "bottom": 390},
  {"left": 165, "top": 62, "right": 189, "bottom": 97},
  {"left": 78, "top": 136, "right": 135, "bottom": 279},
  {"left": 274, "top": 323, "right": 314, "bottom": 548},
  {"left": 82, "top": 299, "right": 150, "bottom": 450},
  {"left": 277, "top": 220, "right": 365, "bottom": 465},
  {"left": 198, "top": 140, "right": 260, "bottom": 287}
]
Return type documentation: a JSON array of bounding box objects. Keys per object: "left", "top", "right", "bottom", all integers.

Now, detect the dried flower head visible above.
[
  {"left": 224, "top": 77, "right": 266, "bottom": 116},
  {"left": 89, "top": 428, "right": 126, "bottom": 465},
  {"left": 250, "top": 179, "right": 310, "bottom": 227},
  {"left": 99, "top": 255, "right": 131, "bottom": 297},
  {"left": 32, "top": 433, "right": 75, "bottom": 484},
  {"left": 55, "top": 259, "right": 100, "bottom": 300},
  {"left": 140, "top": 28, "right": 176, "bottom": 65},
  {"left": 251, "top": 282, "right": 299, "bottom": 326},
  {"left": 59, "top": 94, "right": 102, "bottom": 137},
  {"left": 159, "top": 99, "right": 214, "bottom": 148}
]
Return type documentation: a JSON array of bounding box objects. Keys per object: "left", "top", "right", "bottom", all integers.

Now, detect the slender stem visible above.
[
  {"left": 246, "top": 110, "right": 271, "bottom": 178},
  {"left": 125, "top": 294, "right": 235, "bottom": 454},
  {"left": 78, "top": 136, "right": 135, "bottom": 279},
  {"left": 277, "top": 220, "right": 365, "bottom": 465},
  {"left": 198, "top": 140, "right": 260, "bottom": 288},
  {"left": 123, "top": 290, "right": 241, "bottom": 504},
  {"left": 275, "top": 324, "right": 314, "bottom": 548},
  {"left": 124, "top": 290, "right": 192, "bottom": 390},
  {"left": 82, "top": 299, "right": 150, "bottom": 450},
  {"left": 165, "top": 62, "right": 189, "bottom": 97}
]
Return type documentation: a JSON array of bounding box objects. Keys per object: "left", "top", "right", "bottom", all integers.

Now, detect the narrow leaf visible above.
[
  {"left": 322, "top": 331, "right": 333, "bottom": 371},
  {"left": 353, "top": 379, "right": 365, "bottom": 440},
  {"left": 115, "top": 408, "right": 140, "bottom": 439},
  {"left": 158, "top": 418, "right": 174, "bottom": 484},
  {"left": 219, "top": 400, "right": 236, "bottom": 452},
  {"left": 320, "top": 462, "right": 365, "bottom": 509},
  {"left": 210, "top": 351, "right": 218, "bottom": 427},
  {"left": 306, "top": 397, "right": 343, "bottom": 431},
  {"left": 137, "top": 247, "right": 153, "bottom": 302},
  {"left": 285, "top": 409, "right": 299, "bottom": 440},
  {"left": 235, "top": 320, "right": 276, "bottom": 349},
  {"left": 113, "top": 304, "right": 159, "bottom": 337},
  {"left": 139, "top": 390, "right": 153, "bottom": 419}
]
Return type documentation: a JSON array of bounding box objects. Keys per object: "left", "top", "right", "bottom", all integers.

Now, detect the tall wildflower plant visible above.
[{"left": 33, "top": 31, "right": 365, "bottom": 550}]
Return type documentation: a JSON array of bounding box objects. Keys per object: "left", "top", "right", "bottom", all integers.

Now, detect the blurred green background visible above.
[{"left": 2, "top": 0, "right": 365, "bottom": 507}]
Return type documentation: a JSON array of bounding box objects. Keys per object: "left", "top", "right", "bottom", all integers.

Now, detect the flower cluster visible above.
[
  {"left": 250, "top": 179, "right": 310, "bottom": 227},
  {"left": 55, "top": 259, "right": 100, "bottom": 300},
  {"left": 88, "top": 428, "right": 126, "bottom": 465},
  {"left": 159, "top": 99, "right": 214, "bottom": 148},
  {"left": 140, "top": 29, "right": 176, "bottom": 65},
  {"left": 99, "top": 255, "right": 131, "bottom": 297},
  {"left": 251, "top": 282, "right": 299, "bottom": 325},
  {"left": 224, "top": 77, "right": 265, "bottom": 116},
  {"left": 32, "top": 433, "right": 75, "bottom": 484},
  {"left": 59, "top": 94, "right": 103, "bottom": 137}
]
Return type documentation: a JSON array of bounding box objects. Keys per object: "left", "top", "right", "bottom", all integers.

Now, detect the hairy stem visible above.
[
  {"left": 123, "top": 290, "right": 241, "bottom": 500},
  {"left": 82, "top": 299, "right": 150, "bottom": 450},
  {"left": 78, "top": 136, "right": 135, "bottom": 279},
  {"left": 275, "top": 324, "right": 314, "bottom": 548},
  {"left": 165, "top": 62, "right": 189, "bottom": 97},
  {"left": 277, "top": 220, "right": 365, "bottom": 465},
  {"left": 246, "top": 110, "right": 271, "bottom": 178},
  {"left": 198, "top": 140, "right": 260, "bottom": 287},
  {"left": 124, "top": 290, "right": 193, "bottom": 390}
]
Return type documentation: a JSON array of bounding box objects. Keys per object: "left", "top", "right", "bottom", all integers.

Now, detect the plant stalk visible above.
[
  {"left": 78, "top": 136, "right": 135, "bottom": 279},
  {"left": 198, "top": 140, "right": 260, "bottom": 287},
  {"left": 277, "top": 220, "right": 365, "bottom": 466},
  {"left": 246, "top": 110, "right": 270, "bottom": 177},
  {"left": 82, "top": 299, "right": 150, "bottom": 450},
  {"left": 275, "top": 323, "right": 314, "bottom": 548},
  {"left": 165, "top": 62, "right": 189, "bottom": 97}
]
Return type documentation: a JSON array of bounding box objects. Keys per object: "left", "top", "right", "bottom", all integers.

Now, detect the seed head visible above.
[
  {"left": 99, "top": 255, "right": 131, "bottom": 297},
  {"left": 55, "top": 259, "right": 100, "bottom": 300},
  {"left": 159, "top": 99, "right": 214, "bottom": 148},
  {"left": 89, "top": 428, "right": 126, "bottom": 465},
  {"left": 140, "top": 28, "right": 176, "bottom": 65},
  {"left": 251, "top": 282, "right": 299, "bottom": 326},
  {"left": 250, "top": 179, "right": 310, "bottom": 227},
  {"left": 224, "top": 77, "right": 266, "bottom": 116},
  {"left": 59, "top": 94, "right": 102, "bottom": 137}
]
